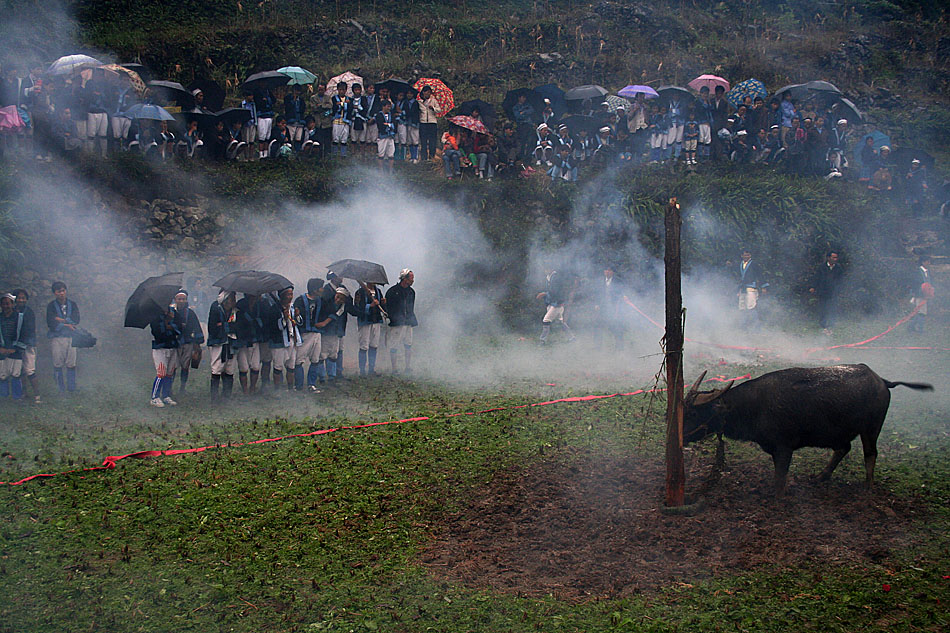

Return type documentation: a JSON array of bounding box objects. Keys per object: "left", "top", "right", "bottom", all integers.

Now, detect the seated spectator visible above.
[
  {"left": 458, "top": 128, "right": 475, "bottom": 172},
  {"left": 473, "top": 131, "right": 495, "bottom": 180},
  {"left": 52, "top": 107, "right": 82, "bottom": 152},
  {"left": 592, "top": 125, "right": 615, "bottom": 165},
  {"left": 555, "top": 124, "right": 573, "bottom": 154},
  {"left": 573, "top": 128, "right": 594, "bottom": 163},
  {"left": 731, "top": 129, "right": 751, "bottom": 163},
  {"left": 157, "top": 120, "right": 176, "bottom": 160},
  {"left": 441, "top": 130, "right": 461, "bottom": 179},
  {"left": 268, "top": 116, "right": 293, "bottom": 158},
  {"left": 179, "top": 119, "right": 203, "bottom": 158},
  {"left": 495, "top": 123, "right": 521, "bottom": 172},
  {"left": 301, "top": 116, "right": 320, "bottom": 155},
  {"left": 207, "top": 120, "right": 229, "bottom": 161},
  {"left": 615, "top": 127, "right": 633, "bottom": 161},
  {"left": 549, "top": 145, "right": 577, "bottom": 182},
  {"left": 534, "top": 123, "right": 556, "bottom": 166},
  {"left": 869, "top": 146, "right": 893, "bottom": 191},
  {"left": 763, "top": 125, "right": 784, "bottom": 164}
]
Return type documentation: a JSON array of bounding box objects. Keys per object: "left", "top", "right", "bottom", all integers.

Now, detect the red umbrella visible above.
[
  {"left": 448, "top": 115, "right": 490, "bottom": 135},
  {"left": 413, "top": 78, "right": 454, "bottom": 117},
  {"left": 688, "top": 74, "right": 730, "bottom": 93}
]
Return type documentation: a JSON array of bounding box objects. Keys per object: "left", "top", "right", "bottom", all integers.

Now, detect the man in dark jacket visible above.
[
  {"left": 172, "top": 290, "right": 205, "bottom": 395},
  {"left": 808, "top": 251, "right": 844, "bottom": 335},
  {"left": 13, "top": 289, "right": 40, "bottom": 403},
  {"left": 46, "top": 281, "right": 79, "bottom": 392},
  {"left": 354, "top": 282, "right": 385, "bottom": 376},
  {"left": 234, "top": 294, "right": 263, "bottom": 394},
  {"left": 149, "top": 304, "right": 181, "bottom": 407},
  {"left": 735, "top": 248, "right": 768, "bottom": 329},
  {"left": 0, "top": 293, "right": 27, "bottom": 400},
  {"left": 293, "top": 278, "right": 324, "bottom": 392},
  {"left": 207, "top": 291, "right": 238, "bottom": 399},
  {"left": 385, "top": 269, "right": 418, "bottom": 374}
]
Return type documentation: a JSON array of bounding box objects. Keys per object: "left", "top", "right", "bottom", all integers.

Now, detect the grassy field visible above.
[{"left": 0, "top": 316, "right": 947, "bottom": 633}]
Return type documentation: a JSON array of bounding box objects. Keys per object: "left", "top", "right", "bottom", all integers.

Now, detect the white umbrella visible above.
[
  {"left": 325, "top": 71, "right": 364, "bottom": 97},
  {"left": 48, "top": 54, "right": 103, "bottom": 76}
]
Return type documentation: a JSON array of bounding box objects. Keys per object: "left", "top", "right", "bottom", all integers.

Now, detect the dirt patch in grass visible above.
[{"left": 421, "top": 450, "right": 924, "bottom": 600}]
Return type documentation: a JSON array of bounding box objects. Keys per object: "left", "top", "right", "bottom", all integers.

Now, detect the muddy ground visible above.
[{"left": 421, "top": 449, "right": 923, "bottom": 600}]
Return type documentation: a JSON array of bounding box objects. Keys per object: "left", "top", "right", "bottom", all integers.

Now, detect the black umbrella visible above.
[
  {"left": 533, "top": 84, "right": 568, "bottom": 118},
  {"left": 125, "top": 273, "right": 184, "bottom": 329},
  {"left": 833, "top": 97, "right": 863, "bottom": 124},
  {"left": 187, "top": 79, "right": 226, "bottom": 112},
  {"left": 147, "top": 80, "right": 194, "bottom": 107},
  {"left": 804, "top": 80, "right": 841, "bottom": 95},
  {"left": 214, "top": 107, "right": 252, "bottom": 127},
  {"left": 564, "top": 84, "right": 608, "bottom": 101},
  {"left": 327, "top": 259, "right": 389, "bottom": 285},
  {"left": 374, "top": 78, "right": 412, "bottom": 98},
  {"left": 214, "top": 270, "right": 293, "bottom": 296},
  {"left": 177, "top": 107, "right": 217, "bottom": 130},
  {"left": 560, "top": 114, "right": 598, "bottom": 134},
  {"left": 243, "top": 71, "right": 290, "bottom": 93},
  {"left": 502, "top": 88, "right": 542, "bottom": 119},
  {"left": 890, "top": 148, "right": 935, "bottom": 172},
  {"left": 657, "top": 85, "right": 696, "bottom": 107},
  {"left": 458, "top": 99, "right": 495, "bottom": 129},
  {"left": 774, "top": 83, "right": 809, "bottom": 102}
]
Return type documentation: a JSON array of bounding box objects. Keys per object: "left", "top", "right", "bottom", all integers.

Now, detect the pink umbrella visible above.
[
  {"left": 325, "top": 71, "right": 364, "bottom": 97},
  {"left": 0, "top": 106, "right": 25, "bottom": 132},
  {"left": 449, "top": 115, "right": 491, "bottom": 135},
  {"left": 688, "top": 74, "right": 730, "bottom": 93}
]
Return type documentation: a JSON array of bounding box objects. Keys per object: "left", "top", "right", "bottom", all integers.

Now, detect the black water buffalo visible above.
[{"left": 683, "top": 364, "right": 933, "bottom": 494}]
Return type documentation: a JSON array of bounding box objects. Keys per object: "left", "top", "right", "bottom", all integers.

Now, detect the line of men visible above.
[
  {"left": 147, "top": 270, "right": 417, "bottom": 407},
  {"left": 0, "top": 283, "right": 81, "bottom": 402}
]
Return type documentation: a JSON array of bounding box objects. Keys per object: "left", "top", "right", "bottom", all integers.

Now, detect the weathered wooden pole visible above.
[{"left": 664, "top": 197, "right": 685, "bottom": 507}]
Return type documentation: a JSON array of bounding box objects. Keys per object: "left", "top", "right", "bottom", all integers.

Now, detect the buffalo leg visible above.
[
  {"left": 715, "top": 433, "right": 726, "bottom": 469},
  {"left": 860, "top": 432, "right": 879, "bottom": 489},
  {"left": 771, "top": 448, "right": 793, "bottom": 495},
  {"left": 818, "top": 445, "right": 851, "bottom": 482}
]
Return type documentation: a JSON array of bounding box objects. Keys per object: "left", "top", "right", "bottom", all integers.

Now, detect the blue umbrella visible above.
[
  {"left": 277, "top": 66, "right": 317, "bottom": 86},
  {"left": 618, "top": 85, "right": 659, "bottom": 99},
  {"left": 726, "top": 78, "right": 768, "bottom": 108},
  {"left": 852, "top": 131, "right": 890, "bottom": 166},
  {"left": 125, "top": 103, "right": 175, "bottom": 121}
]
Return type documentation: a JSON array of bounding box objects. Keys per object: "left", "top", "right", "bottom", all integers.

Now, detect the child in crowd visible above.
[{"left": 683, "top": 109, "right": 700, "bottom": 165}]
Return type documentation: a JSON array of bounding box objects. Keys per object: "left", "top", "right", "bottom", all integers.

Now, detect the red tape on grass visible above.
[{"left": 0, "top": 375, "right": 748, "bottom": 487}]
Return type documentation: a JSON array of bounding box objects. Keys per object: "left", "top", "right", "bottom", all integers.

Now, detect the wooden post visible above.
[{"left": 664, "top": 197, "right": 685, "bottom": 507}]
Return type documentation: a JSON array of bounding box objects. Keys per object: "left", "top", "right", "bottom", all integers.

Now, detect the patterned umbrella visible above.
[
  {"left": 617, "top": 85, "right": 659, "bottom": 99},
  {"left": 413, "top": 78, "right": 454, "bottom": 117},
  {"left": 48, "top": 54, "right": 103, "bottom": 76},
  {"left": 102, "top": 64, "right": 146, "bottom": 96},
  {"left": 604, "top": 95, "right": 629, "bottom": 113},
  {"left": 688, "top": 74, "right": 730, "bottom": 93},
  {"left": 726, "top": 78, "right": 768, "bottom": 108},
  {"left": 448, "top": 115, "right": 490, "bottom": 136},
  {"left": 277, "top": 66, "right": 317, "bottom": 86},
  {"left": 326, "top": 71, "right": 364, "bottom": 97}
]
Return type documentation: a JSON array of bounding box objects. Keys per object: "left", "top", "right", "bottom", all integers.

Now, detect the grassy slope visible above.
[{"left": 0, "top": 340, "right": 947, "bottom": 632}]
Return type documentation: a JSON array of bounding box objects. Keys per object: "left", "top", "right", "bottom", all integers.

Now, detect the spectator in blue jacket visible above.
[
  {"left": 13, "top": 289, "right": 39, "bottom": 403},
  {"left": 46, "top": 281, "right": 79, "bottom": 393},
  {"left": 0, "top": 293, "right": 27, "bottom": 400},
  {"left": 149, "top": 305, "right": 181, "bottom": 407}
]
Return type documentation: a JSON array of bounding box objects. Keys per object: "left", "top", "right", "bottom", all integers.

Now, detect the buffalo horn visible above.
[{"left": 686, "top": 371, "right": 708, "bottom": 400}]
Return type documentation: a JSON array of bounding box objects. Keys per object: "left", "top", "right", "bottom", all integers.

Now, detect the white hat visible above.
[
  {"left": 537, "top": 123, "right": 549, "bottom": 131},
  {"left": 837, "top": 118, "right": 848, "bottom": 125},
  {"left": 543, "top": 98, "right": 551, "bottom": 105},
  {"left": 911, "top": 158, "right": 921, "bottom": 164},
  {"left": 1, "top": 292, "right": 14, "bottom": 302},
  {"left": 880, "top": 145, "right": 890, "bottom": 151},
  {"left": 558, "top": 123, "right": 568, "bottom": 131},
  {"left": 399, "top": 268, "right": 413, "bottom": 280},
  {"left": 736, "top": 129, "right": 748, "bottom": 136},
  {"left": 335, "top": 286, "right": 351, "bottom": 298},
  {"left": 599, "top": 126, "right": 611, "bottom": 133}
]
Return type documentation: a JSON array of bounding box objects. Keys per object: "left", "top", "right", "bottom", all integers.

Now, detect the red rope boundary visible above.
[
  {"left": 0, "top": 374, "right": 749, "bottom": 487},
  {"left": 622, "top": 296, "right": 934, "bottom": 354}
]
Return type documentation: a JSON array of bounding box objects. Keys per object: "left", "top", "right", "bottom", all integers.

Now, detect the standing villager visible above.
[
  {"left": 172, "top": 290, "right": 204, "bottom": 394},
  {"left": 385, "top": 269, "right": 417, "bottom": 374},
  {"left": 13, "top": 289, "right": 40, "bottom": 403},
  {"left": 809, "top": 251, "right": 844, "bottom": 335},
  {"left": 310, "top": 82, "right": 334, "bottom": 158},
  {"left": 596, "top": 267, "right": 624, "bottom": 347},
  {"left": 234, "top": 293, "right": 263, "bottom": 394},
  {"left": 240, "top": 91, "right": 258, "bottom": 161},
  {"left": 331, "top": 82, "right": 353, "bottom": 157},
  {"left": 0, "top": 293, "right": 26, "bottom": 400},
  {"left": 349, "top": 83, "right": 369, "bottom": 157},
  {"left": 284, "top": 85, "right": 307, "bottom": 149},
  {"left": 255, "top": 88, "right": 276, "bottom": 160},
  {"left": 354, "top": 282, "right": 385, "bottom": 376},
  {"left": 375, "top": 99, "right": 396, "bottom": 172},
  {"left": 266, "top": 286, "right": 302, "bottom": 392},
  {"left": 149, "top": 303, "right": 180, "bottom": 407},
  {"left": 909, "top": 255, "right": 935, "bottom": 333},
  {"left": 46, "top": 281, "right": 79, "bottom": 393},
  {"left": 537, "top": 268, "right": 575, "bottom": 345},
  {"left": 293, "top": 279, "right": 324, "bottom": 392},
  {"left": 207, "top": 291, "right": 238, "bottom": 399},
  {"left": 418, "top": 85, "right": 440, "bottom": 162},
  {"left": 735, "top": 248, "right": 768, "bottom": 328}
]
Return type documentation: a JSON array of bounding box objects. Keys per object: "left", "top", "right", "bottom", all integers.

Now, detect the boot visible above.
[
  {"left": 316, "top": 360, "right": 327, "bottom": 384},
  {"left": 210, "top": 374, "right": 221, "bottom": 399},
  {"left": 239, "top": 371, "right": 248, "bottom": 394},
  {"left": 307, "top": 364, "right": 319, "bottom": 387},
  {"left": 222, "top": 374, "right": 234, "bottom": 398},
  {"left": 294, "top": 365, "right": 305, "bottom": 391},
  {"left": 179, "top": 369, "right": 189, "bottom": 394},
  {"left": 403, "top": 345, "right": 412, "bottom": 374},
  {"left": 249, "top": 369, "right": 259, "bottom": 393},
  {"left": 368, "top": 347, "right": 378, "bottom": 374},
  {"left": 11, "top": 378, "right": 23, "bottom": 399},
  {"left": 55, "top": 368, "right": 65, "bottom": 393},
  {"left": 358, "top": 349, "right": 367, "bottom": 376},
  {"left": 326, "top": 359, "right": 337, "bottom": 380},
  {"left": 260, "top": 361, "right": 271, "bottom": 388},
  {"left": 66, "top": 367, "right": 77, "bottom": 392},
  {"left": 0, "top": 379, "right": 8, "bottom": 398}
]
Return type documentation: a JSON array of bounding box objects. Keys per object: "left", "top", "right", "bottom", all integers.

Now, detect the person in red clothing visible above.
[{"left": 441, "top": 129, "right": 461, "bottom": 178}]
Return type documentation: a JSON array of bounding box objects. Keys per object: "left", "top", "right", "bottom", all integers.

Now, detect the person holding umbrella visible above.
[
  {"left": 265, "top": 286, "right": 302, "bottom": 392},
  {"left": 207, "top": 290, "right": 238, "bottom": 399},
  {"left": 234, "top": 294, "right": 263, "bottom": 394},
  {"left": 354, "top": 281, "right": 385, "bottom": 376},
  {"left": 418, "top": 85, "right": 440, "bottom": 162},
  {"left": 292, "top": 279, "right": 325, "bottom": 393},
  {"left": 171, "top": 290, "right": 204, "bottom": 395},
  {"left": 149, "top": 299, "right": 181, "bottom": 407}
]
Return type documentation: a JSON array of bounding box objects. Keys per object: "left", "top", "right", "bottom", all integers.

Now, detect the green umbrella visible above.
[{"left": 277, "top": 66, "right": 317, "bottom": 86}]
